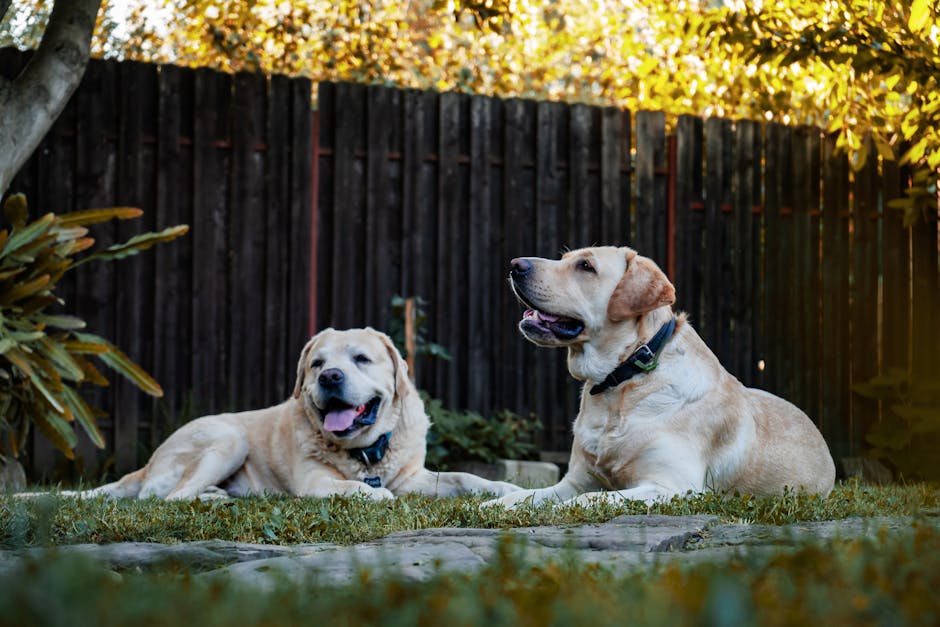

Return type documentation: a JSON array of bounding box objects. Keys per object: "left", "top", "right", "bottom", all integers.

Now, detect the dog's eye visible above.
[
  {"left": 353, "top": 354, "right": 372, "bottom": 365},
  {"left": 576, "top": 259, "right": 596, "bottom": 273},
  {"left": 311, "top": 359, "right": 323, "bottom": 369}
]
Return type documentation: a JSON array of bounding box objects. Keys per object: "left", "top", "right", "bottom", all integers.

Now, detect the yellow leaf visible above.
[
  {"left": 909, "top": 0, "right": 930, "bottom": 33},
  {"left": 57, "top": 207, "right": 144, "bottom": 228}
]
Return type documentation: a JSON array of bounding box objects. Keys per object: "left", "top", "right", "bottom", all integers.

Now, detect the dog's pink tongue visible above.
[
  {"left": 537, "top": 311, "right": 559, "bottom": 322},
  {"left": 324, "top": 408, "right": 358, "bottom": 432}
]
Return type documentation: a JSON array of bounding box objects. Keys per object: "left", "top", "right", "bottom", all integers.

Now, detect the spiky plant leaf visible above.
[
  {"left": 5, "top": 348, "right": 66, "bottom": 414},
  {"left": 2, "top": 194, "right": 28, "bottom": 228},
  {"left": 72, "top": 355, "right": 110, "bottom": 387},
  {"left": 74, "top": 332, "right": 164, "bottom": 397},
  {"left": 37, "top": 336, "right": 85, "bottom": 382},
  {"left": 1, "top": 214, "right": 55, "bottom": 258},
  {"left": 0, "top": 274, "right": 51, "bottom": 305},
  {"left": 75, "top": 225, "right": 189, "bottom": 266},
  {"left": 32, "top": 409, "right": 77, "bottom": 458},
  {"left": 58, "top": 207, "right": 143, "bottom": 228},
  {"left": 34, "top": 315, "right": 86, "bottom": 331},
  {"left": 0, "top": 195, "right": 185, "bottom": 461},
  {"left": 60, "top": 385, "right": 105, "bottom": 448},
  {"left": 62, "top": 340, "right": 109, "bottom": 355}
]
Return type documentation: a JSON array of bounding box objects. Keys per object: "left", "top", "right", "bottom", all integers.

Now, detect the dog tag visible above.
[{"left": 363, "top": 476, "right": 382, "bottom": 488}]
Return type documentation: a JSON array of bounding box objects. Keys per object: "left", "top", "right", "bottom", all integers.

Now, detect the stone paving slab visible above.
[{"left": 1, "top": 514, "right": 936, "bottom": 587}]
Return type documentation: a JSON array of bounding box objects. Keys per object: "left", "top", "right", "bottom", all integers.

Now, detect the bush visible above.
[
  {"left": 423, "top": 392, "right": 540, "bottom": 469},
  {"left": 0, "top": 194, "right": 187, "bottom": 460},
  {"left": 855, "top": 369, "right": 940, "bottom": 480}
]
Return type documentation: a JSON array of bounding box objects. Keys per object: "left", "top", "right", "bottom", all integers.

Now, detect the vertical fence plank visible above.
[
  {"left": 910, "top": 196, "right": 939, "bottom": 379},
  {"left": 330, "top": 82, "right": 365, "bottom": 329},
  {"left": 803, "top": 129, "right": 822, "bottom": 422},
  {"left": 569, "top": 104, "right": 592, "bottom": 247},
  {"left": 880, "top": 157, "right": 910, "bottom": 375},
  {"left": 635, "top": 111, "right": 667, "bottom": 264},
  {"left": 228, "top": 71, "right": 267, "bottom": 409},
  {"left": 732, "top": 120, "right": 761, "bottom": 385},
  {"left": 265, "top": 75, "right": 292, "bottom": 399},
  {"left": 703, "top": 118, "right": 734, "bottom": 361},
  {"left": 497, "top": 99, "right": 528, "bottom": 424},
  {"left": 192, "top": 68, "right": 231, "bottom": 415},
  {"left": 850, "top": 137, "right": 881, "bottom": 457},
  {"left": 600, "top": 107, "right": 626, "bottom": 243},
  {"left": 467, "top": 95, "right": 493, "bottom": 411},
  {"left": 762, "top": 124, "right": 785, "bottom": 398},
  {"left": 436, "top": 92, "right": 462, "bottom": 406},
  {"left": 412, "top": 91, "right": 440, "bottom": 390},
  {"left": 69, "top": 60, "right": 117, "bottom": 474},
  {"left": 153, "top": 64, "right": 193, "bottom": 440},
  {"left": 820, "top": 135, "right": 851, "bottom": 462},
  {"left": 365, "top": 86, "right": 393, "bottom": 328},
  {"left": 673, "top": 116, "right": 704, "bottom": 328},
  {"left": 30, "top": 72, "right": 78, "bottom": 475},
  {"left": 535, "top": 101, "right": 569, "bottom": 450},
  {"left": 314, "top": 82, "right": 335, "bottom": 331},
  {"left": 287, "top": 78, "right": 312, "bottom": 353},
  {"left": 113, "top": 61, "right": 157, "bottom": 472}
]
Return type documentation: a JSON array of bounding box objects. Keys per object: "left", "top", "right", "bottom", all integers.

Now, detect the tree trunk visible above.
[{"left": 0, "top": 0, "right": 103, "bottom": 196}]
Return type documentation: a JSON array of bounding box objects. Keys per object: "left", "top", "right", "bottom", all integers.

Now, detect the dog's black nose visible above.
[
  {"left": 510, "top": 258, "right": 532, "bottom": 277},
  {"left": 318, "top": 368, "right": 345, "bottom": 387}
]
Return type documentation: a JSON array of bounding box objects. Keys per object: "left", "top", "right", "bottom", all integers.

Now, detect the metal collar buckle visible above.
[{"left": 632, "top": 344, "right": 658, "bottom": 371}]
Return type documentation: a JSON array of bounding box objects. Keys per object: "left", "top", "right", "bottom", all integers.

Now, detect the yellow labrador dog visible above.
[
  {"left": 487, "top": 246, "right": 834, "bottom": 510},
  {"left": 61, "top": 328, "right": 519, "bottom": 501}
]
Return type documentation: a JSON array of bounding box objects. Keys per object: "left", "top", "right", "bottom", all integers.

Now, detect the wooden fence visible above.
[
  {"left": 0, "top": 51, "right": 313, "bottom": 478},
  {"left": 3, "top": 52, "right": 938, "bottom": 477},
  {"left": 314, "top": 81, "right": 940, "bottom": 466}
]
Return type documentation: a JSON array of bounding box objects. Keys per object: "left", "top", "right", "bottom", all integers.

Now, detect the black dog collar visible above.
[
  {"left": 349, "top": 431, "right": 392, "bottom": 466},
  {"left": 589, "top": 317, "right": 677, "bottom": 396}
]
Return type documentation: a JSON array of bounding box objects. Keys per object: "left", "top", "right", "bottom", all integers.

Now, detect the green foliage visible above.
[
  {"left": 699, "top": 0, "right": 940, "bottom": 224},
  {"left": 423, "top": 392, "right": 540, "bottom": 469},
  {"left": 0, "top": 194, "right": 188, "bottom": 460},
  {"left": 3, "top": 481, "right": 932, "bottom": 548},
  {"left": 388, "top": 294, "right": 451, "bottom": 364},
  {"left": 854, "top": 368, "right": 940, "bottom": 481}
]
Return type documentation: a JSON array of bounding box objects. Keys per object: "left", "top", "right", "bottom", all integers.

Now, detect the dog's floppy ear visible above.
[
  {"left": 292, "top": 333, "right": 324, "bottom": 399},
  {"left": 607, "top": 250, "right": 675, "bottom": 321},
  {"left": 373, "top": 329, "right": 414, "bottom": 401}
]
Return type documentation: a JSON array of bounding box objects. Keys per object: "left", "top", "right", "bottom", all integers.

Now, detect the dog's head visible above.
[
  {"left": 509, "top": 246, "right": 675, "bottom": 379},
  {"left": 292, "top": 327, "right": 412, "bottom": 444}
]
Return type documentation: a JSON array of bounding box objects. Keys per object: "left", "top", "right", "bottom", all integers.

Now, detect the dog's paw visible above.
[
  {"left": 367, "top": 487, "right": 395, "bottom": 501},
  {"left": 480, "top": 489, "right": 541, "bottom": 510}
]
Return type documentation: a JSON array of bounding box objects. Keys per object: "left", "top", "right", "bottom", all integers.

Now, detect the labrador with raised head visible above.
[
  {"left": 61, "top": 327, "right": 519, "bottom": 500},
  {"left": 487, "top": 246, "right": 834, "bottom": 509}
]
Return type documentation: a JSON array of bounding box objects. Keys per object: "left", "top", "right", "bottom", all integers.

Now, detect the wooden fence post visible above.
[{"left": 404, "top": 297, "right": 416, "bottom": 383}]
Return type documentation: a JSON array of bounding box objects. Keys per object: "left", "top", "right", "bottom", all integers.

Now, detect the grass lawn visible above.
[
  {"left": 2, "top": 480, "right": 938, "bottom": 547},
  {"left": 0, "top": 481, "right": 939, "bottom": 626}
]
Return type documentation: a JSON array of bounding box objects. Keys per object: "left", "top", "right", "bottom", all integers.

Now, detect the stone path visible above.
[{"left": 2, "top": 515, "right": 936, "bottom": 587}]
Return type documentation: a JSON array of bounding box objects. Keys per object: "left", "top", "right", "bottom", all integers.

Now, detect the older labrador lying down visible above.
[
  {"left": 59, "top": 328, "right": 519, "bottom": 500},
  {"left": 487, "top": 246, "right": 835, "bottom": 510}
]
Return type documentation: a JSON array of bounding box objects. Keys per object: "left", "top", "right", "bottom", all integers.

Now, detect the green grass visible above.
[
  {"left": 2, "top": 481, "right": 938, "bottom": 548},
  {"left": 2, "top": 522, "right": 940, "bottom": 626}
]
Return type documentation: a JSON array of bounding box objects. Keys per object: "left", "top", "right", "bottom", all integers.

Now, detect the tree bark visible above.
[
  {"left": 0, "top": 0, "right": 102, "bottom": 196},
  {"left": 0, "top": 1, "right": 13, "bottom": 24}
]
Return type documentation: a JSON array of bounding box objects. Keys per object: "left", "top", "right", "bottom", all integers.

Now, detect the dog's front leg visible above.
[
  {"left": 297, "top": 477, "right": 394, "bottom": 501},
  {"left": 566, "top": 483, "right": 681, "bottom": 507},
  {"left": 481, "top": 448, "right": 602, "bottom": 510},
  {"left": 396, "top": 468, "right": 519, "bottom": 497}
]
